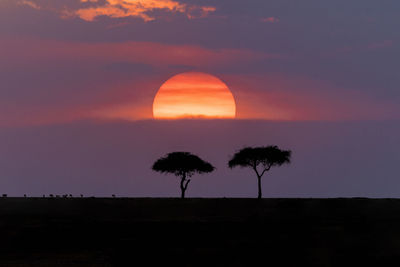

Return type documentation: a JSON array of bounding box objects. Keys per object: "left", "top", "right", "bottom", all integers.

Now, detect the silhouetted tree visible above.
[
  {"left": 228, "top": 146, "right": 291, "bottom": 199},
  {"left": 152, "top": 152, "right": 215, "bottom": 198}
]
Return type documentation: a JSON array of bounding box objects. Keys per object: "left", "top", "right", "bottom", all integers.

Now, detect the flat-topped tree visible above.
[
  {"left": 228, "top": 146, "right": 291, "bottom": 199},
  {"left": 152, "top": 152, "right": 215, "bottom": 199}
]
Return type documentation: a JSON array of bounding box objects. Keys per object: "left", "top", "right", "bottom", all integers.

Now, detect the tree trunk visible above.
[
  {"left": 257, "top": 175, "right": 262, "bottom": 199},
  {"left": 180, "top": 174, "right": 191, "bottom": 199},
  {"left": 181, "top": 188, "right": 185, "bottom": 199},
  {"left": 180, "top": 175, "right": 186, "bottom": 199}
]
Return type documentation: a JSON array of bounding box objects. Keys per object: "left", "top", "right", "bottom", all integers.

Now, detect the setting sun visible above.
[{"left": 153, "top": 72, "right": 236, "bottom": 119}]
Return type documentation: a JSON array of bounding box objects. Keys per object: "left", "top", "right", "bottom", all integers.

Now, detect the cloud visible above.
[
  {"left": 1, "top": 38, "right": 397, "bottom": 126},
  {"left": 260, "top": 17, "right": 279, "bottom": 23},
  {"left": 0, "top": 38, "right": 278, "bottom": 126},
  {"left": 18, "top": 0, "right": 216, "bottom": 22},
  {"left": 18, "top": 0, "right": 40, "bottom": 10},
  {"left": 224, "top": 73, "right": 400, "bottom": 121},
  {"left": 367, "top": 40, "right": 393, "bottom": 50},
  {"left": 1, "top": 38, "right": 276, "bottom": 69},
  {"left": 324, "top": 40, "right": 394, "bottom": 58},
  {"left": 105, "top": 21, "right": 130, "bottom": 29}
]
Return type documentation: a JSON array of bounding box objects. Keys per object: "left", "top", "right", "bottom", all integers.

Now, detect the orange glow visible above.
[
  {"left": 153, "top": 72, "right": 236, "bottom": 119},
  {"left": 66, "top": 0, "right": 215, "bottom": 22}
]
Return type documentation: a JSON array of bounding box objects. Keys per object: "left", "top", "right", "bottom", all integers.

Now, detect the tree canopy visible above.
[
  {"left": 152, "top": 152, "right": 215, "bottom": 198},
  {"left": 228, "top": 146, "right": 291, "bottom": 199},
  {"left": 229, "top": 146, "right": 291, "bottom": 173},
  {"left": 152, "top": 152, "right": 215, "bottom": 177}
]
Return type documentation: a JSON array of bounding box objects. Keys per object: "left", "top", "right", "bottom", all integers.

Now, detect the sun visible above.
[{"left": 153, "top": 72, "right": 236, "bottom": 119}]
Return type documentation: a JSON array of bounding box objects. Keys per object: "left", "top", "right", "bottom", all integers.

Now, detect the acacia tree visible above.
[
  {"left": 228, "top": 146, "right": 291, "bottom": 199},
  {"left": 152, "top": 152, "right": 215, "bottom": 199}
]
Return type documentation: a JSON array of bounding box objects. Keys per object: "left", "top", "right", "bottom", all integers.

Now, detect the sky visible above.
[{"left": 1, "top": 0, "right": 400, "bottom": 197}]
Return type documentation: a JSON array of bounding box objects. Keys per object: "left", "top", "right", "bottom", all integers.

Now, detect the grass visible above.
[{"left": 0, "top": 198, "right": 400, "bottom": 266}]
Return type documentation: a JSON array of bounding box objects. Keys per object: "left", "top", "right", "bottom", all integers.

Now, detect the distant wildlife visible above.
[
  {"left": 152, "top": 152, "right": 215, "bottom": 198},
  {"left": 229, "top": 146, "right": 291, "bottom": 199}
]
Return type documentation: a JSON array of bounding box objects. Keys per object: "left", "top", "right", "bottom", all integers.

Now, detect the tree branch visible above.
[
  {"left": 260, "top": 165, "right": 272, "bottom": 178},
  {"left": 253, "top": 165, "right": 261, "bottom": 178},
  {"left": 184, "top": 179, "right": 191, "bottom": 190}
]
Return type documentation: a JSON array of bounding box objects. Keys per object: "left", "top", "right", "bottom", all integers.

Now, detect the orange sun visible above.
[{"left": 153, "top": 72, "right": 236, "bottom": 119}]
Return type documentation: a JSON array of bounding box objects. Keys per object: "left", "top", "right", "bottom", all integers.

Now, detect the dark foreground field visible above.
[{"left": 1, "top": 198, "right": 400, "bottom": 266}]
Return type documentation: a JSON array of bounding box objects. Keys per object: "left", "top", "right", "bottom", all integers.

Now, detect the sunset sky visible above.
[{"left": 1, "top": 0, "right": 399, "bottom": 197}]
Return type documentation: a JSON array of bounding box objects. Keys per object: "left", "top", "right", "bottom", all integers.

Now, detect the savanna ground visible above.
[{"left": 1, "top": 198, "right": 400, "bottom": 266}]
